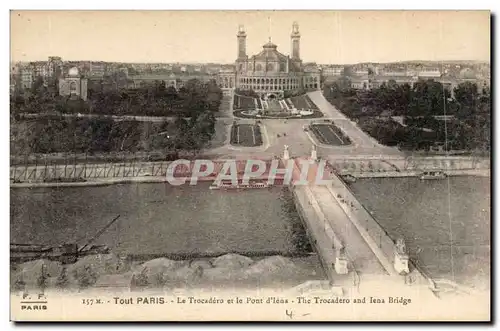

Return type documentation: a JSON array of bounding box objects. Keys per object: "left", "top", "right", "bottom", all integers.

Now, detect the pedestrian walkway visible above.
[
  {"left": 307, "top": 91, "right": 399, "bottom": 155},
  {"left": 308, "top": 185, "right": 387, "bottom": 276}
]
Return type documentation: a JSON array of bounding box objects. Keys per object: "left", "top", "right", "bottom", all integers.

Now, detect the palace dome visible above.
[
  {"left": 251, "top": 40, "right": 288, "bottom": 62},
  {"left": 263, "top": 41, "right": 278, "bottom": 49}
]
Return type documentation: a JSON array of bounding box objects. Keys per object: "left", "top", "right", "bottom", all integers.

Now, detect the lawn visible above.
[
  {"left": 310, "top": 123, "right": 351, "bottom": 146},
  {"left": 230, "top": 124, "right": 263, "bottom": 147}
]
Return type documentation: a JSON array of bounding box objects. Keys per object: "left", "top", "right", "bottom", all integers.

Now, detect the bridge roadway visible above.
[
  {"left": 308, "top": 184, "right": 388, "bottom": 276},
  {"left": 289, "top": 157, "right": 404, "bottom": 290}
]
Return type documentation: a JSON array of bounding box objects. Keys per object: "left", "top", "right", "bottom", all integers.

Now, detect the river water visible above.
[
  {"left": 349, "top": 176, "right": 491, "bottom": 289},
  {"left": 10, "top": 176, "right": 490, "bottom": 289},
  {"left": 10, "top": 183, "right": 311, "bottom": 257}
]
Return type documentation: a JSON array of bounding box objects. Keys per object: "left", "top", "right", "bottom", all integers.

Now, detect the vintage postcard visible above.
[{"left": 9, "top": 10, "right": 491, "bottom": 321}]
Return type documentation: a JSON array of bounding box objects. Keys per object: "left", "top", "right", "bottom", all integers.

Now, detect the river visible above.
[
  {"left": 349, "top": 176, "right": 491, "bottom": 289},
  {"left": 10, "top": 176, "right": 490, "bottom": 289},
  {"left": 10, "top": 183, "right": 311, "bottom": 257}
]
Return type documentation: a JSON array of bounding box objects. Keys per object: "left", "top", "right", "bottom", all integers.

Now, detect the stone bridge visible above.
[{"left": 286, "top": 154, "right": 431, "bottom": 291}]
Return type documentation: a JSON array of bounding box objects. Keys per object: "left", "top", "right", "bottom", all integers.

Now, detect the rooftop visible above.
[{"left": 251, "top": 40, "right": 288, "bottom": 62}]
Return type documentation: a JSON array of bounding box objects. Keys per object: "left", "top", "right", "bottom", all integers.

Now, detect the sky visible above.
[{"left": 10, "top": 10, "right": 491, "bottom": 64}]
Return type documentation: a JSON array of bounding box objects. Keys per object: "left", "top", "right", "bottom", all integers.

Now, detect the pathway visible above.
[
  {"left": 308, "top": 185, "right": 387, "bottom": 276},
  {"left": 307, "top": 91, "right": 402, "bottom": 155}
]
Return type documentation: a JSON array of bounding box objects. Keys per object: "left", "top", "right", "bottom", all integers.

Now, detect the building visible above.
[
  {"left": 10, "top": 57, "right": 65, "bottom": 91},
  {"left": 218, "top": 22, "right": 320, "bottom": 99},
  {"left": 370, "top": 75, "right": 416, "bottom": 89},
  {"left": 10, "top": 62, "right": 20, "bottom": 76},
  {"left": 128, "top": 73, "right": 177, "bottom": 89},
  {"left": 350, "top": 76, "right": 370, "bottom": 90},
  {"left": 89, "top": 62, "right": 106, "bottom": 77},
  {"left": 10, "top": 63, "right": 19, "bottom": 94},
  {"left": 59, "top": 67, "right": 88, "bottom": 101},
  {"left": 118, "top": 67, "right": 129, "bottom": 78},
  {"left": 417, "top": 67, "right": 441, "bottom": 78},
  {"left": 47, "top": 56, "right": 63, "bottom": 79},
  {"left": 354, "top": 68, "right": 369, "bottom": 76},
  {"left": 380, "top": 69, "right": 407, "bottom": 77},
  {"left": 19, "top": 63, "right": 33, "bottom": 89},
  {"left": 30, "top": 61, "right": 49, "bottom": 84},
  {"left": 321, "top": 66, "right": 344, "bottom": 77}
]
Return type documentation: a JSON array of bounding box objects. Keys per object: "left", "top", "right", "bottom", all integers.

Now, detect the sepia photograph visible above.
[{"left": 8, "top": 9, "right": 491, "bottom": 322}]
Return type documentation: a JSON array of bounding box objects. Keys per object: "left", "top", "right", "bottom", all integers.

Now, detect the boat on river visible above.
[
  {"left": 10, "top": 243, "right": 110, "bottom": 264},
  {"left": 209, "top": 180, "right": 271, "bottom": 190},
  {"left": 340, "top": 174, "right": 357, "bottom": 184},
  {"left": 420, "top": 171, "right": 448, "bottom": 180},
  {"left": 11, "top": 215, "right": 120, "bottom": 264}
]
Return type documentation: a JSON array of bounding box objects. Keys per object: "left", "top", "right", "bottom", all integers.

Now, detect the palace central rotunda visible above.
[{"left": 218, "top": 22, "right": 320, "bottom": 99}]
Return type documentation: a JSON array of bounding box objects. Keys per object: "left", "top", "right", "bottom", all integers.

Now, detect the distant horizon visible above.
[
  {"left": 11, "top": 11, "right": 490, "bottom": 64},
  {"left": 10, "top": 59, "right": 490, "bottom": 66}
]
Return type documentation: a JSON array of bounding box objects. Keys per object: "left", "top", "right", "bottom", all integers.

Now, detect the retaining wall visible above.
[{"left": 9, "top": 159, "right": 289, "bottom": 183}]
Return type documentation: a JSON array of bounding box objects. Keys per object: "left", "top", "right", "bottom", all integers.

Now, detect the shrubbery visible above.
[
  {"left": 10, "top": 79, "right": 220, "bottom": 156},
  {"left": 11, "top": 78, "right": 223, "bottom": 118},
  {"left": 11, "top": 111, "right": 216, "bottom": 156},
  {"left": 323, "top": 80, "right": 491, "bottom": 152}
]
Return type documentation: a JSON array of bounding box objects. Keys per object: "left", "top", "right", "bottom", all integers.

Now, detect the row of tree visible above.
[
  {"left": 325, "top": 78, "right": 490, "bottom": 117},
  {"left": 11, "top": 111, "right": 216, "bottom": 156},
  {"left": 11, "top": 78, "right": 223, "bottom": 118},
  {"left": 323, "top": 79, "right": 491, "bottom": 152}
]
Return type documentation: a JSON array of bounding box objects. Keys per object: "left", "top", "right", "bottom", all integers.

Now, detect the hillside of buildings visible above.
[{"left": 319, "top": 61, "right": 490, "bottom": 85}]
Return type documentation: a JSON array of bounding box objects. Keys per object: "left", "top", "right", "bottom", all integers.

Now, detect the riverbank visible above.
[
  {"left": 10, "top": 253, "right": 326, "bottom": 293},
  {"left": 10, "top": 168, "right": 490, "bottom": 188},
  {"left": 10, "top": 176, "right": 196, "bottom": 188},
  {"left": 344, "top": 168, "right": 490, "bottom": 179},
  {"left": 11, "top": 252, "right": 490, "bottom": 321}
]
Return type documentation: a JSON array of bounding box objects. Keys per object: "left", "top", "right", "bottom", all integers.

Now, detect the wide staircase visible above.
[{"left": 279, "top": 99, "right": 288, "bottom": 111}]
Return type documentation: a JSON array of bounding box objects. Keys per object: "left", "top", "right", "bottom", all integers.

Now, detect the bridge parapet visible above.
[
  {"left": 287, "top": 154, "right": 430, "bottom": 288},
  {"left": 326, "top": 171, "right": 429, "bottom": 284},
  {"left": 292, "top": 186, "right": 359, "bottom": 286}
]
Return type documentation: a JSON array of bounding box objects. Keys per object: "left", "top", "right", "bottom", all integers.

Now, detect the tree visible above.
[
  {"left": 31, "top": 76, "right": 45, "bottom": 95},
  {"left": 454, "top": 82, "right": 478, "bottom": 119},
  {"left": 171, "top": 109, "right": 216, "bottom": 156},
  {"left": 407, "top": 80, "right": 449, "bottom": 117},
  {"left": 55, "top": 267, "right": 69, "bottom": 288},
  {"left": 343, "top": 66, "right": 354, "bottom": 77},
  {"left": 165, "top": 85, "right": 178, "bottom": 98},
  {"left": 336, "top": 77, "right": 353, "bottom": 92}
]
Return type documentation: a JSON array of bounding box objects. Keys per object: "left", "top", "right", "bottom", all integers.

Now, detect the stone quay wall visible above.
[{"left": 9, "top": 160, "right": 288, "bottom": 184}]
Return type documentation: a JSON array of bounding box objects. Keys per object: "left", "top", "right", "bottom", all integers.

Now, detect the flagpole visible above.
[{"left": 268, "top": 16, "right": 271, "bottom": 42}]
